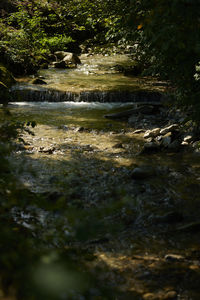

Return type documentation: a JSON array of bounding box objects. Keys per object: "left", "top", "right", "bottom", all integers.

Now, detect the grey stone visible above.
[
  {"left": 128, "top": 115, "right": 138, "bottom": 125},
  {"left": 160, "top": 124, "right": 178, "bottom": 135},
  {"left": 161, "top": 136, "right": 172, "bottom": 147},
  {"left": 167, "top": 140, "right": 180, "bottom": 151}
]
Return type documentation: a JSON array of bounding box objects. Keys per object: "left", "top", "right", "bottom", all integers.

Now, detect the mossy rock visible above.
[
  {"left": 0, "top": 81, "right": 10, "bottom": 105},
  {"left": 0, "top": 64, "right": 15, "bottom": 105},
  {"left": 0, "top": 64, "right": 16, "bottom": 87}
]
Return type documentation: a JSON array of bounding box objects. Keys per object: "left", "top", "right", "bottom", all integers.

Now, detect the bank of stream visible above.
[{"left": 1, "top": 55, "right": 200, "bottom": 299}]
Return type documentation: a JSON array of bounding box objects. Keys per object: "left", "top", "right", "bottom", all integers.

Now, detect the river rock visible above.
[
  {"left": 31, "top": 78, "right": 47, "bottom": 85},
  {"left": 39, "top": 147, "right": 55, "bottom": 154},
  {"left": 74, "top": 126, "right": 85, "bottom": 132},
  {"left": 144, "top": 128, "right": 160, "bottom": 138},
  {"left": 0, "top": 81, "right": 9, "bottom": 105},
  {"left": 112, "top": 143, "right": 124, "bottom": 149},
  {"left": 154, "top": 212, "right": 183, "bottom": 224},
  {"left": 160, "top": 124, "right": 178, "bottom": 135},
  {"left": 177, "top": 221, "right": 200, "bottom": 232},
  {"left": 164, "top": 254, "right": 185, "bottom": 262},
  {"left": 161, "top": 135, "right": 172, "bottom": 147},
  {"left": 183, "top": 135, "right": 193, "bottom": 143},
  {"left": 128, "top": 115, "right": 139, "bottom": 125},
  {"left": 167, "top": 140, "right": 180, "bottom": 151},
  {"left": 143, "top": 291, "right": 177, "bottom": 300},
  {"left": 52, "top": 61, "right": 66, "bottom": 68},
  {"left": 54, "top": 51, "right": 81, "bottom": 64},
  {"left": 104, "top": 108, "right": 138, "bottom": 119},
  {"left": 0, "top": 64, "right": 16, "bottom": 87},
  {"left": 131, "top": 165, "right": 156, "bottom": 179},
  {"left": 133, "top": 129, "right": 145, "bottom": 134},
  {"left": 141, "top": 142, "right": 160, "bottom": 154}
]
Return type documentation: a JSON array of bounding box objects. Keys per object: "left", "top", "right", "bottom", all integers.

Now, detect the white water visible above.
[{"left": 10, "top": 101, "right": 134, "bottom": 110}]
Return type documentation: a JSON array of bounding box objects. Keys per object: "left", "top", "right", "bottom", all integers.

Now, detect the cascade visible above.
[{"left": 10, "top": 83, "right": 163, "bottom": 103}]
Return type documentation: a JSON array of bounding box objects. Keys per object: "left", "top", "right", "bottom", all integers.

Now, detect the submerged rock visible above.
[
  {"left": 154, "top": 212, "right": 183, "bottom": 224},
  {"left": 128, "top": 115, "right": 139, "bottom": 125},
  {"left": 167, "top": 140, "right": 181, "bottom": 152},
  {"left": 177, "top": 221, "right": 200, "bottom": 232},
  {"left": 140, "top": 142, "right": 160, "bottom": 154},
  {"left": 131, "top": 165, "right": 156, "bottom": 179},
  {"left": 161, "top": 135, "right": 172, "bottom": 147},
  {"left": 52, "top": 61, "right": 66, "bottom": 68},
  {"left": 31, "top": 78, "right": 47, "bottom": 85}
]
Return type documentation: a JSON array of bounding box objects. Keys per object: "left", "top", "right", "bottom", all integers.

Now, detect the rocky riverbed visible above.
[{"left": 3, "top": 99, "right": 200, "bottom": 300}]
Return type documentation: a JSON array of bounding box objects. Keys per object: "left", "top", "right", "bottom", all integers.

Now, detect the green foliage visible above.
[
  {"left": 40, "top": 35, "right": 74, "bottom": 53},
  {"left": 125, "top": 0, "right": 200, "bottom": 121}
]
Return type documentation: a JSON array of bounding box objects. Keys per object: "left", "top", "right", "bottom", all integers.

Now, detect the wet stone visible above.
[
  {"left": 143, "top": 290, "right": 177, "bottom": 299},
  {"left": 128, "top": 115, "right": 139, "bottom": 125},
  {"left": 31, "top": 78, "right": 47, "bottom": 85},
  {"left": 177, "top": 221, "right": 200, "bottom": 232},
  {"left": 164, "top": 254, "right": 185, "bottom": 262},
  {"left": 160, "top": 124, "right": 178, "bottom": 135},
  {"left": 144, "top": 128, "right": 160, "bottom": 139},
  {"left": 140, "top": 142, "right": 160, "bottom": 154},
  {"left": 74, "top": 126, "right": 85, "bottom": 132},
  {"left": 39, "top": 147, "right": 55, "bottom": 154},
  {"left": 167, "top": 140, "right": 180, "bottom": 152},
  {"left": 154, "top": 212, "right": 183, "bottom": 224},
  {"left": 161, "top": 135, "right": 172, "bottom": 147},
  {"left": 131, "top": 165, "right": 156, "bottom": 179},
  {"left": 133, "top": 129, "right": 145, "bottom": 134},
  {"left": 112, "top": 143, "right": 124, "bottom": 149},
  {"left": 183, "top": 135, "right": 193, "bottom": 143}
]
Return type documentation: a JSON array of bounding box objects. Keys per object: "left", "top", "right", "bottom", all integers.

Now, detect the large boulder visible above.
[
  {"left": 54, "top": 51, "right": 81, "bottom": 65},
  {"left": 0, "top": 64, "right": 16, "bottom": 87},
  {"left": 0, "top": 81, "right": 9, "bottom": 105},
  {"left": 0, "top": 64, "right": 16, "bottom": 105}
]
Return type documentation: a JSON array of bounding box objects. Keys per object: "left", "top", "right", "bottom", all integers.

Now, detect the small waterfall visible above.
[{"left": 10, "top": 83, "right": 164, "bottom": 103}]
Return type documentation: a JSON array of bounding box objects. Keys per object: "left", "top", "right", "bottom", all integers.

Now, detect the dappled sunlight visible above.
[
  {"left": 16, "top": 54, "right": 167, "bottom": 94},
  {"left": 2, "top": 101, "right": 200, "bottom": 299}
]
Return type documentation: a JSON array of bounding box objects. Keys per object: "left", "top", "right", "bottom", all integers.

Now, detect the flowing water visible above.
[
  {"left": 11, "top": 54, "right": 166, "bottom": 102},
  {"left": 3, "top": 55, "right": 200, "bottom": 299}
]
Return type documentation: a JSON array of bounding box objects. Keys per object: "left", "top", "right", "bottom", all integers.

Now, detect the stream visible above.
[{"left": 4, "top": 55, "right": 200, "bottom": 299}]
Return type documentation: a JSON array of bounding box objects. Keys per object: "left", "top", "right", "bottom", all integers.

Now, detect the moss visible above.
[
  {"left": 0, "top": 64, "right": 16, "bottom": 87},
  {"left": 0, "top": 64, "right": 15, "bottom": 105}
]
